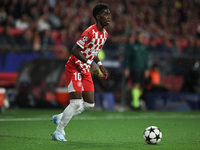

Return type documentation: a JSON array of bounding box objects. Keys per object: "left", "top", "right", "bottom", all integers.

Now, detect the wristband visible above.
[
  {"left": 86, "top": 60, "right": 92, "bottom": 65},
  {"left": 97, "top": 61, "right": 103, "bottom": 66}
]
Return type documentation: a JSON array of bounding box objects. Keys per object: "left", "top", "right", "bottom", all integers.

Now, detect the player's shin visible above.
[
  {"left": 53, "top": 100, "right": 94, "bottom": 128},
  {"left": 56, "top": 99, "right": 82, "bottom": 132}
]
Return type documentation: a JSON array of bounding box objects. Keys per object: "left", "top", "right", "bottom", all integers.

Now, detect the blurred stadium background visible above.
[{"left": 0, "top": 0, "right": 200, "bottom": 112}]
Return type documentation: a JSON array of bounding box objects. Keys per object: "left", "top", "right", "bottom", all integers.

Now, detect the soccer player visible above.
[{"left": 52, "top": 3, "right": 111, "bottom": 141}]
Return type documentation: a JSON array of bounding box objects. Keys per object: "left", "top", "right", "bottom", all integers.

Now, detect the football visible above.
[{"left": 143, "top": 126, "right": 162, "bottom": 144}]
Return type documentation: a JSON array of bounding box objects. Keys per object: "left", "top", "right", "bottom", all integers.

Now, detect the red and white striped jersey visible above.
[{"left": 67, "top": 24, "right": 108, "bottom": 73}]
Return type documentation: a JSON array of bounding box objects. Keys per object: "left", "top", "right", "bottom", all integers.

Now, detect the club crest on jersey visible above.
[{"left": 77, "top": 81, "right": 82, "bottom": 87}]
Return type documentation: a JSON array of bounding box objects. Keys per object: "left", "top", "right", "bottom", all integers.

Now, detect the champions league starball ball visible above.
[{"left": 143, "top": 126, "right": 162, "bottom": 144}]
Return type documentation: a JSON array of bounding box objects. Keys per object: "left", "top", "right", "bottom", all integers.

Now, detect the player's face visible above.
[{"left": 98, "top": 9, "right": 111, "bottom": 27}]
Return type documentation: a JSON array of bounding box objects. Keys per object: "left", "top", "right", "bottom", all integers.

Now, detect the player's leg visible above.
[
  {"left": 52, "top": 93, "right": 83, "bottom": 141},
  {"left": 52, "top": 68, "right": 83, "bottom": 141},
  {"left": 81, "top": 73, "right": 95, "bottom": 109},
  {"left": 52, "top": 91, "right": 95, "bottom": 126},
  {"left": 82, "top": 91, "right": 95, "bottom": 110},
  {"left": 52, "top": 72, "right": 95, "bottom": 141},
  {"left": 52, "top": 92, "right": 94, "bottom": 127},
  {"left": 60, "top": 74, "right": 95, "bottom": 117},
  {"left": 131, "top": 83, "right": 142, "bottom": 109},
  {"left": 57, "top": 74, "right": 95, "bottom": 120},
  {"left": 52, "top": 91, "right": 94, "bottom": 141},
  {"left": 52, "top": 97, "right": 84, "bottom": 126},
  {"left": 130, "top": 71, "right": 143, "bottom": 109}
]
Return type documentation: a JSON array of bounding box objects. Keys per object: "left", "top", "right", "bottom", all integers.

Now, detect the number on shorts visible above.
[{"left": 73, "top": 72, "right": 81, "bottom": 81}]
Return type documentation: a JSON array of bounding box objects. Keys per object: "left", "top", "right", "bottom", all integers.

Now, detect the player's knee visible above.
[
  {"left": 83, "top": 102, "right": 95, "bottom": 110},
  {"left": 70, "top": 99, "right": 83, "bottom": 110}
]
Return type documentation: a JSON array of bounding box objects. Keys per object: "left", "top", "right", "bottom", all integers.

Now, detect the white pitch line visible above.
[
  {"left": 0, "top": 115, "right": 199, "bottom": 122},
  {"left": 0, "top": 118, "right": 49, "bottom": 122}
]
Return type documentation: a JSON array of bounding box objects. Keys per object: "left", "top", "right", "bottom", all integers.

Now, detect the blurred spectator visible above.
[
  {"left": 0, "top": 0, "right": 199, "bottom": 57},
  {"left": 148, "top": 37, "right": 158, "bottom": 53},
  {"left": 0, "top": 24, "right": 19, "bottom": 51},
  {"left": 40, "top": 29, "right": 54, "bottom": 52},
  {"left": 37, "top": 14, "right": 51, "bottom": 32},
  {"left": 28, "top": 4, "right": 39, "bottom": 21},
  {"left": 0, "top": 6, "right": 7, "bottom": 25},
  {"left": 146, "top": 63, "right": 168, "bottom": 93},
  {"left": 48, "top": 6, "right": 62, "bottom": 29},
  {"left": 182, "top": 37, "right": 197, "bottom": 56},
  {"left": 6, "top": 0, "right": 19, "bottom": 19},
  {"left": 3, "top": 14, "right": 15, "bottom": 27},
  {"left": 15, "top": 13, "right": 30, "bottom": 30},
  {"left": 197, "top": 20, "right": 200, "bottom": 38},
  {"left": 15, "top": 0, "right": 30, "bottom": 16},
  {"left": 17, "top": 29, "right": 34, "bottom": 52},
  {"left": 182, "top": 60, "right": 200, "bottom": 93},
  {"left": 33, "top": 30, "right": 41, "bottom": 51},
  {"left": 48, "top": 0, "right": 56, "bottom": 8},
  {"left": 149, "top": 63, "right": 161, "bottom": 86}
]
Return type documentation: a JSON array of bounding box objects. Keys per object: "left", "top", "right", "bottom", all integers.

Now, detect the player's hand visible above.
[
  {"left": 99, "top": 65, "right": 108, "bottom": 79},
  {"left": 91, "top": 63, "right": 99, "bottom": 76}
]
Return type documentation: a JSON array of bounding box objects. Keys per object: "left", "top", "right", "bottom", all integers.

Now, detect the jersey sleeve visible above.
[{"left": 76, "top": 29, "right": 92, "bottom": 49}]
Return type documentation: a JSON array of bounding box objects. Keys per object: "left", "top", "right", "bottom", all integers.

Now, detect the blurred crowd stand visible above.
[{"left": 0, "top": 0, "right": 200, "bottom": 110}]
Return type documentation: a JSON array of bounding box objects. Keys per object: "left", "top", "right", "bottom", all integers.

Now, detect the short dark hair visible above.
[{"left": 93, "top": 3, "right": 108, "bottom": 19}]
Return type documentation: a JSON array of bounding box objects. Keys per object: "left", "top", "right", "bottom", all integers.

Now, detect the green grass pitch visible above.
[{"left": 0, "top": 108, "right": 200, "bottom": 150}]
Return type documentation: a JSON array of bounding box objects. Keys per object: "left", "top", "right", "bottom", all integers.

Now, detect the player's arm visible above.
[
  {"left": 94, "top": 56, "right": 108, "bottom": 79},
  {"left": 72, "top": 30, "right": 92, "bottom": 65},
  {"left": 71, "top": 44, "right": 92, "bottom": 65}
]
